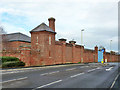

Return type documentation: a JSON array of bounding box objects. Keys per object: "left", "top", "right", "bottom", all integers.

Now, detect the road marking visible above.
[
  {"left": 2, "top": 72, "right": 14, "bottom": 74},
  {"left": 96, "top": 67, "right": 102, "bottom": 69},
  {"left": 87, "top": 69, "right": 96, "bottom": 72},
  {"left": 106, "top": 67, "right": 113, "bottom": 71},
  {"left": 49, "top": 71, "right": 59, "bottom": 74},
  {"left": 110, "top": 73, "right": 120, "bottom": 88},
  {"left": 85, "top": 66, "right": 89, "bottom": 67},
  {"left": 66, "top": 68, "right": 76, "bottom": 71},
  {"left": 0, "top": 77, "right": 28, "bottom": 84},
  {"left": 34, "top": 80, "right": 62, "bottom": 89},
  {"left": 2, "top": 70, "right": 25, "bottom": 74},
  {"left": 70, "top": 72, "right": 84, "bottom": 78},
  {"left": 41, "top": 73, "right": 48, "bottom": 76}
]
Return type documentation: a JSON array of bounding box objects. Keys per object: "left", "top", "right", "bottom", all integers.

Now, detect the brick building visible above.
[{"left": 1, "top": 17, "right": 119, "bottom": 66}]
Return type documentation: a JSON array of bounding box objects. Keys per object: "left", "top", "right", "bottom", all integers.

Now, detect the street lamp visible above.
[
  {"left": 110, "top": 40, "right": 112, "bottom": 62},
  {"left": 81, "top": 29, "right": 84, "bottom": 63},
  {"left": 81, "top": 29, "right": 84, "bottom": 46}
]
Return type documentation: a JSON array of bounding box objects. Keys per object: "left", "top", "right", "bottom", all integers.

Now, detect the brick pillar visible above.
[
  {"left": 59, "top": 38, "right": 66, "bottom": 64},
  {"left": 94, "top": 45, "right": 98, "bottom": 63},
  {"left": 69, "top": 40, "right": 76, "bottom": 63},
  {"left": 20, "top": 47, "right": 31, "bottom": 66},
  {"left": 80, "top": 45, "right": 84, "bottom": 63}
]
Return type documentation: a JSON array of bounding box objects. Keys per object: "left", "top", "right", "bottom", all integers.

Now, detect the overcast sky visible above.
[{"left": 0, "top": 0, "right": 119, "bottom": 52}]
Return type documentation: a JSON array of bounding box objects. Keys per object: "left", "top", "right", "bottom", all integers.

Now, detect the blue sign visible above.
[
  {"left": 101, "top": 49, "right": 104, "bottom": 53},
  {"left": 98, "top": 51, "right": 103, "bottom": 62}
]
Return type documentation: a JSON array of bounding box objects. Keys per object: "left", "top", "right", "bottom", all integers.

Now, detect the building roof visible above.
[
  {"left": 30, "top": 23, "right": 56, "bottom": 33},
  {"left": 5, "top": 32, "right": 31, "bottom": 42}
]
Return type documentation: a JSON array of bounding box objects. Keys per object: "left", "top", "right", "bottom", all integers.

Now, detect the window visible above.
[{"left": 49, "top": 36, "right": 51, "bottom": 45}]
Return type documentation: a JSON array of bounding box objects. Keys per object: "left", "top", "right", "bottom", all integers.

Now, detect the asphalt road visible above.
[{"left": 1, "top": 63, "right": 120, "bottom": 89}]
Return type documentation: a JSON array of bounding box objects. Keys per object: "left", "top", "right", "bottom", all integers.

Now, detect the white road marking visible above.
[
  {"left": 80, "top": 66, "right": 84, "bottom": 68},
  {"left": 80, "top": 66, "right": 89, "bottom": 68},
  {"left": 35, "top": 80, "right": 62, "bottom": 89},
  {"left": 106, "top": 67, "right": 113, "bottom": 71},
  {"left": 49, "top": 71, "right": 59, "bottom": 74},
  {"left": 2, "top": 72, "right": 14, "bottom": 74},
  {"left": 110, "top": 73, "right": 120, "bottom": 88},
  {"left": 85, "top": 66, "right": 89, "bottom": 67},
  {"left": 0, "top": 77, "right": 28, "bottom": 84},
  {"left": 2, "top": 70, "right": 24, "bottom": 74},
  {"left": 40, "top": 73, "right": 48, "bottom": 76},
  {"left": 66, "top": 68, "right": 76, "bottom": 71},
  {"left": 87, "top": 69, "right": 96, "bottom": 72},
  {"left": 96, "top": 67, "right": 102, "bottom": 69},
  {"left": 70, "top": 72, "right": 84, "bottom": 78}
]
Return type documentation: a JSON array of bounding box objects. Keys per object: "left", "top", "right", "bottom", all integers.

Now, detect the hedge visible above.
[
  {"left": 2, "top": 61, "right": 25, "bottom": 68},
  {"left": 0, "top": 56, "right": 25, "bottom": 68},
  {"left": 0, "top": 56, "right": 19, "bottom": 63}
]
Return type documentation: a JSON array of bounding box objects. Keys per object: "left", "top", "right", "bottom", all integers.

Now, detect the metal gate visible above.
[{"left": 98, "top": 51, "right": 103, "bottom": 62}]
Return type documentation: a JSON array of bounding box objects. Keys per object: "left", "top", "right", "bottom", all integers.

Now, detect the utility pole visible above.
[{"left": 81, "top": 29, "right": 84, "bottom": 63}]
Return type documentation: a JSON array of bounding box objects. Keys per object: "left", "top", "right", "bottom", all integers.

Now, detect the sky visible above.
[{"left": 0, "top": 0, "right": 119, "bottom": 52}]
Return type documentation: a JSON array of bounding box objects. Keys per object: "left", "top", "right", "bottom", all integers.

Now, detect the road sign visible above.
[{"left": 101, "top": 49, "right": 104, "bottom": 53}]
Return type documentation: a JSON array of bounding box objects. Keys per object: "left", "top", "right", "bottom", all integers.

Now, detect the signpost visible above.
[{"left": 101, "top": 49, "right": 104, "bottom": 64}]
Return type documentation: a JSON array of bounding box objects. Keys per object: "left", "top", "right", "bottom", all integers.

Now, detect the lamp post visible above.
[
  {"left": 81, "top": 29, "right": 84, "bottom": 63},
  {"left": 110, "top": 40, "right": 112, "bottom": 62}
]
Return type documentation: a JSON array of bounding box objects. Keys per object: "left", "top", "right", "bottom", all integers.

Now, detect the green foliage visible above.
[
  {"left": 0, "top": 56, "right": 19, "bottom": 63},
  {"left": 78, "top": 62, "right": 81, "bottom": 63},
  {"left": 2, "top": 61, "right": 25, "bottom": 68},
  {"left": 0, "top": 56, "right": 25, "bottom": 68}
]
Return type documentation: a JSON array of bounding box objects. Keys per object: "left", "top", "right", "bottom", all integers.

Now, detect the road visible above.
[{"left": 1, "top": 63, "right": 120, "bottom": 89}]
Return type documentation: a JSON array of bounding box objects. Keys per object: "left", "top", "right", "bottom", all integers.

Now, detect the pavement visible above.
[{"left": 0, "top": 63, "right": 120, "bottom": 89}]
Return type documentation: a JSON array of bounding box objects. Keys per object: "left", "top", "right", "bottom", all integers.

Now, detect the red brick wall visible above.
[
  {"left": 2, "top": 47, "right": 31, "bottom": 66},
  {"left": 66, "top": 46, "right": 72, "bottom": 63},
  {"left": 74, "top": 47, "right": 81, "bottom": 63},
  {"left": 2, "top": 39, "right": 119, "bottom": 67},
  {"left": 1, "top": 32, "right": 119, "bottom": 67},
  {"left": 55, "top": 45, "right": 62, "bottom": 64}
]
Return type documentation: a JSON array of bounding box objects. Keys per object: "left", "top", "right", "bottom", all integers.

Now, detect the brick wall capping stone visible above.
[
  {"left": 59, "top": 38, "right": 67, "bottom": 42},
  {"left": 69, "top": 40, "right": 76, "bottom": 44},
  {"left": 66, "top": 43, "right": 73, "bottom": 47}
]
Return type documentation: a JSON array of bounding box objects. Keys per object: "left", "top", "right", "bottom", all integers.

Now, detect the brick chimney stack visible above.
[{"left": 48, "top": 17, "right": 55, "bottom": 31}]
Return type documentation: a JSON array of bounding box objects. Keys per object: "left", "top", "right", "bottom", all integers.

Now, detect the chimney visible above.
[
  {"left": 48, "top": 17, "right": 55, "bottom": 31},
  {"left": 94, "top": 45, "right": 98, "bottom": 53}
]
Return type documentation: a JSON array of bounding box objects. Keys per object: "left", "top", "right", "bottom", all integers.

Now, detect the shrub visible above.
[
  {"left": 0, "top": 56, "right": 19, "bottom": 63},
  {"left": 78, "top": 62, "right": 81, "bottom": 63},
  {"left": 0, "top": 56, "right": 25, "bottom": 68},
  {"left": 2, "top": 61, "right": 25, "bottom": 68}
]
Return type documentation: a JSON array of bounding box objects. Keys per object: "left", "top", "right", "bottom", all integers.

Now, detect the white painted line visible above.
[
  {"left": 35, "top": 80, "right": 62, "bottom": 88},
  {"left": 96, "top": 67, "right": 102, "bottom": 69},
  {"left": 66, "top": 68, "right": 76, "bottom": 71},
  {"left": 85, "top": 66, "right": 89, "bottom": 67},
  {"left": 106, "top": 67, "right": 113, "bottom": 71},
  {"left": 40, "top": 73, "right": 48, "bottom": 76},
  {"left": 70, "top": 72, "right": 84, "bottom": 78},
  {"left": 49, "top": 71, "right": 59, "bottom": 74},
  {"left": 110, "top": 73, "right": 120, "bottom": 88},
  {"left": 87, "top": 69, "right": 96, "bottom": 72},
  {"left": 80, "top": 66, "right": 84, "bottom": 68},
  {"left": 0, "top": 77, "right": 28, "bottom": 84},
  {"left": 2, "top": 70, "right": 24, "bottom": 74},
  {"left": 2, "top": 72, "right": 14, "bottom": 74}
]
